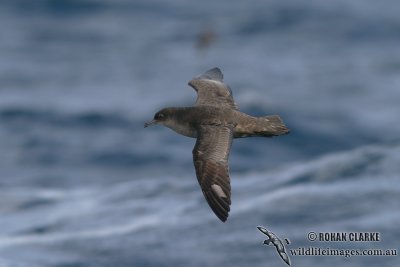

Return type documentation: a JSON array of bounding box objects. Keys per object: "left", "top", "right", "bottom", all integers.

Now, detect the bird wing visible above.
[
  {"left": 257, "top": 226, "right": 270, "bottom": 236},
  {"left": 192, "top": 124, "right": 233, "bottom": 222},
  {"left": 188, "top": 67, "right": 238, "bottom": 109}
]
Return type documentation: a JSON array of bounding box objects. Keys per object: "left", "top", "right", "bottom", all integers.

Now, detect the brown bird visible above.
[{"left": 144, "top": 68, "right": 289, "bottom": 222}]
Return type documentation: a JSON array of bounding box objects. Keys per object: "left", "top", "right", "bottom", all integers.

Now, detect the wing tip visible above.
[
  {"left": 220, "top": 214, "right": 228, "bottom": 222},
  {"left": 216, "top": 208, "right": 229, "bottom": 222},
  {"left": 205, "top": 67, "right": 223, "bottom": 80},
  {"left": 191, "top": 67, "right": 224, "bottom": 82},
  {"left": 203, "top": 190, "right": 231, "bottom": 223},
  {"left": 203, "top": 67, "right": 223, "bottom": 82},
  {"left": 257, "top": 226, "right": 268, "bottom": 235}
]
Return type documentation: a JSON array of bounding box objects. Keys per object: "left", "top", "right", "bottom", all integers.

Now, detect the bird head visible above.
[{"left": 144, "top": 108, "right": 172, "bottom": 128}]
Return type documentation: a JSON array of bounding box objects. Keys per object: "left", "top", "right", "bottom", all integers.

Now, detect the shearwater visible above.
[{"left": 144, "top": 67, "right": 289, "bottom": 222}]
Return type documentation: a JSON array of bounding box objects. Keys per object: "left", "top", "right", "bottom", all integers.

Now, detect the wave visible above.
[
  {"left": 1, "top": 142, "right": 398, "bottom": 248},
  {"left": 231, "top": 142, "right": 400, "bottom": 233},
  {"left": 0, "top": 107, "right": 135, "bottom": 129}
]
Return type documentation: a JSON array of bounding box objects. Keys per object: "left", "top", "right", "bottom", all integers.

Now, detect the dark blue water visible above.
[{"left": 1, "top": 1, "right": 399, "bottom": 266}]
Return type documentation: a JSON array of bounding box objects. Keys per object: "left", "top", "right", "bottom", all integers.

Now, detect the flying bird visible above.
[
  {"left": 144, "top": 68, "right": 289, "bottom": 222},
  {"left": 257, "top": 226, "right": 291, "bottom": 266}
]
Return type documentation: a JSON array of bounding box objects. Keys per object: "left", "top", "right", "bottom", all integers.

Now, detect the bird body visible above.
[
  {"left": 150, "top": 106, "right": 288, "bottom": 139},
  {"left": 145, "top": 68, "right": 289, "bottom": 222}
]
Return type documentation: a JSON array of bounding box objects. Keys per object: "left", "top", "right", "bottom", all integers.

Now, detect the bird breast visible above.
[{"left": 165, "top": 120, "right": 198, "bottom": 138}]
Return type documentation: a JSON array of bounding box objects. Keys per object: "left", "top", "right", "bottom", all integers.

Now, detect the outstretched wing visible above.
[
  {"left": 192, "top": 124, "right": 233, "bottom": 222},
  {"left": 257, "top": 226, "right": 270, "bottom": 236},
  {"left": 188, "top": 67, "right": 238, "bottom": 109}
]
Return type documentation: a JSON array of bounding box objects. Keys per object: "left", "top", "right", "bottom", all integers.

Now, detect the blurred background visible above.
[{"left": 0, "top": 0, "right": 399, "bottom": 266}]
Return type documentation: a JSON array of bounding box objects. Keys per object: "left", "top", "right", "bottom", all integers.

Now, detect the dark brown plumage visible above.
[{"left": 145, "top": 68, "right": 289, "bottom": 222}]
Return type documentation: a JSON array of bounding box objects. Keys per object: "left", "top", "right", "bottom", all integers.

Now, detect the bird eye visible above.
[{"left": 155, "top": 113, "right": 165, "bottom": 120}]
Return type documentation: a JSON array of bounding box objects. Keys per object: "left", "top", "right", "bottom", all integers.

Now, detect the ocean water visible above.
[{"left": 1, "top": 0, "right": 399, "bottom": 266}]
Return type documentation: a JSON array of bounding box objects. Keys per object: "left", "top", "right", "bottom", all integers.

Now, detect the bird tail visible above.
[{"left": 256, "top": 115, "right": 290, "bottom": 137}]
